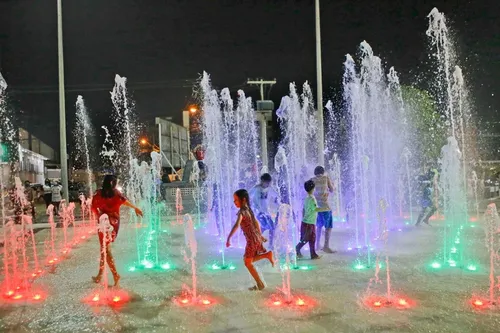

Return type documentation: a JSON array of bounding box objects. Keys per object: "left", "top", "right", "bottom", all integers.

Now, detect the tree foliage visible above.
[{"left": 401, "top": 86, "right": 446, "bottom": 165}]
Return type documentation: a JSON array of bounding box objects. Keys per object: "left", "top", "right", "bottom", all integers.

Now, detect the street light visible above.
[
  {"left": 315, "top": 0, "right": 325, "bottom": 166},
  {"left": 57, "top": 0, "right": 69, "bottom": 201}
]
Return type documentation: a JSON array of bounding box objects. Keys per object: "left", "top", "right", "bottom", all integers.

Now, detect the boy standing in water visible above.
[
  {"left": 296, "top": 180, "right": 322, "bottom": 259},
  {"left": 249, "top": 173, "right": 278, "bottom": 247},
  {"left": 312, "top": 166, "right": 336, "bottom": 253}
]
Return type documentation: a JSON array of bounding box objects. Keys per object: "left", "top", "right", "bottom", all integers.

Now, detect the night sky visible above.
[{"left": 0, "top": 0, "right": 498, "bottom": 150}]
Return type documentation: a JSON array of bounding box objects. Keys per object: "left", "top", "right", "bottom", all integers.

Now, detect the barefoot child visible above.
[
  {"left": 91, "top": 175, "right": 143, "bottom": 288},
  {"left": 296, "top": 180, "right": 322, "bottom": 259},
  {"left": 226, "top": 189, "right": 274, "bottom": 291}
]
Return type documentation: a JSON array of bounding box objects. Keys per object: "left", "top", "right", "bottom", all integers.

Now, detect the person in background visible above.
[
  {"left": 415, "top": 168, "right": 439, "bottom": 226},
  {"left": 43, "top": 179, "right": 52, "bottom": 209},
  {"left": 24, "top": 180, "right": 36, "bottom": 222},
  {"left": 51, "top": 181, "right": 63, "bottom": 215},
  {"left": 312, "top": 166, "right": 337, "bottom": 253},
  {"left": 91, "top": 175, "right": 143, "bottom": 287},
  {"left": 249, "top": 173, "right": 278, "bottom": 247}
]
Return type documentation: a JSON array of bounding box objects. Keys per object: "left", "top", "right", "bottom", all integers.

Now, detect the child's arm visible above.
[
  {"left": 327, "top": 176, "right": 335, "bottom": 193},
  {"left": 226, "top": 213, "right": 242, "bottom": 247}
]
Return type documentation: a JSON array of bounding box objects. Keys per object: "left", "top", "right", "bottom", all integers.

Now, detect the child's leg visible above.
[
  {"left": 106, "top": 244, "right": 120, "bottom": 287},
  {"left": 244, "top": 257, "right": 265, "bottom": 290},
  {"left": 308, "top": 225, "right": 318, "bottom": 258},
  {"left": 93, "top": 235, "right": 105, "bottom": 283},
  {"left": 415, "top": 207, "right": 427, "bottom": 226},
  {"left": 253, "top": 251, "right": 275, "bottom": 267}
]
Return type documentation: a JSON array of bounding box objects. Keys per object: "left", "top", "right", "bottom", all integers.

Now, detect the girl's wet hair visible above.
[
  {"left": 234, "top": 189, "right": 257, "bottom": 221},
  {"left": 234, "top": 189, "right": 250, "bottom": 203},
  {"left": 102, "top": 175, "right": 118, "bottom": 198}
]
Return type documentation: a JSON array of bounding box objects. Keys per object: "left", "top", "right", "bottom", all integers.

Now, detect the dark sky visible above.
[{"left": 0, "top": 0, "right": 499, "bottom": 150}]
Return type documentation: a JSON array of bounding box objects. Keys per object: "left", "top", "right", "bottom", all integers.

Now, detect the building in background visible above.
[
  {"left": 18, "top": 128, "right": 57, "bottom": 184},
  {"left": 140, "top": 117, "right": 190, "bottom": 180}
]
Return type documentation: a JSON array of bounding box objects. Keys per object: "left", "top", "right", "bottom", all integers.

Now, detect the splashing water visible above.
[
  {"left": 74, "top": 96, "right": 94, "bottom": 199},
  {"left": 183, "top": 214, "right": 198, "bottom": 299},
  {"left": 275, "top": 82, "right": 318, "bottom": 262},
  {"left": 343, "top": 42, "right": 407, "bottom": 266},
  {"left": 273, "top": 204, "right": 293, "bottom": 302},
  {"left": 176, "top": 189, "right": 183, "bottom": 225},
  {"left": 200, "top": 72, "right": 259, "bottom": 267},
  {"left": 484, "top": 203, "right": 500, "bottom": 304}
]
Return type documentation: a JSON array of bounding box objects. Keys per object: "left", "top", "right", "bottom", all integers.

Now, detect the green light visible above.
[
  {"left": 0, "top": 143, "right": 9, "bottom": 162},
  {"left": 431, "top": 262, "right": 441, "bottom": 269},
  {"left": 211, "top": 264, "right": 221, "bottom": 270},
  {"left": 354, "top": 263, "right": 366, "bottom": 270},
  {"left": 141, "top": 260, "right": 154, "bottom": 269},
  {"left": 466, "top": 264, "right": 477, "bottom": 271},
  {"left": 299, "top": 265, "right": 310, "bottom": 270},
  {"left": 229, "top": 265, "right": 236, "bottom": 270},
  {"left": 128, "top": 266, "right": 136, "bottom": 272},
  {"left": 455, "top": 239, "right": 460, "bottom": 244},
  {"left": 448, "top": 260, "right": 457, "bottom": 267},
  {"left": 161, "top": 263, "right": 171, "bottom": 270},
  {"left": 451, "top": 247, "right": 457, "bottom": 254}
]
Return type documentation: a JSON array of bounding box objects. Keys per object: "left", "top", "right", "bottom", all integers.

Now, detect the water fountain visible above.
[
  {"left": 85, "top": 214, "right": 129, "bottom": 307},
  {"left": 343, "top": 42, "right": 408, "bottom": 268},
  {"left": 75, "top": 96, "right": 96, "bottom": 235},
  {"left": 127, "top": 152, "right": 171, "bottom": 272},
  {"left": 471, "top": 203, "right": 500, "bottom": 309},
  {"left": 363, "top": 199, "right": 411, "bottom": 309},
  {"left": 426, "top": 8, "right": 473, "bottom": 270},
  {"left": 275, "top": 82, "right": 318, "bottom": 265},
  {"left": 201, "top": 72, "right": 259, "bottom": 270},
  {"left": 175, "top": 188, "right": 183, "bottom": 225},
  {"left": 174, "top": 214, "right": 214, "bottom": 307}
]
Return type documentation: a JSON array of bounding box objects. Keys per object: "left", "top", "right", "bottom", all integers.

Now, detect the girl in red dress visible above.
[
  {"left": 91, "top": 175, "right": 143, "bottom": 287},
  {"left": 226, "top": 189, "right": 274, "bottom": 291}
]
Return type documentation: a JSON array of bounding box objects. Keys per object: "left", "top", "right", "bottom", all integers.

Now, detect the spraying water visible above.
[
  {"left": 183, "top": 214, "right": 198, "bottom": 299},
  {"left": 343, "top": 42, "right": 407, "bottom": 266},
  {"left": 275, "top": 82, "right": 318, "bottom": 262},
  {"left": 484, "top": 203, "right": 500, "bottom": 305},
  {"left": 273, "top": 204, "right": 293, "bottom": 302},
  {"left": 201, "top": 72, "right": 259, "bottom": 268},
  {"left": 74, "top": 96, "right": 94, "bottom": 200}
]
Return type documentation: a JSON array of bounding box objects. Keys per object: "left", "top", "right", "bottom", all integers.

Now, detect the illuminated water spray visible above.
[{"left": 201, "top": 72, "right": 258, "bottom": 270}]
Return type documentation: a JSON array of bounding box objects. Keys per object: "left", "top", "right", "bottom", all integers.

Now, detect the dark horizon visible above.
[{"left": 0, "top": 0, "right": 498, "bottom": 151}]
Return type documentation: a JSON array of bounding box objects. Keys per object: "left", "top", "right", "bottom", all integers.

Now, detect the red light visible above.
[
  {"left": 202, "top": 299, "right": 211, "bottom": 305},
  {"left": 273, "top": 301, "right": 281, "bottom": 306},
  {"left": 81, "top": 236, "right": 86, "bottom": 239},
  {"left": 6, "top": 290, "right": 14, "bottom": 296},
  {"left": 48, "top": 260, "right": 54, "bottom": 264},
  {"left": 474, "top": 300, "right": 483, "bottom": 306},
  {"left": 32, "top": 273, "right": 37, "bottom": 277},
  {"left": 92, "top": 294, "right": 99, "bottom": 302},
  {"left": 13, "top": 294, "right": 22, "bottom": 300},
  {"left": 33, "top": 294, "right": 41, "bottom": 300},
  {"left": 296, "top": 298, "right": 305, "bottom": 306},
  {"left": 181, "top": 299, "right": 189, "bottom": 304},
  {"left": 398, "top": 299, "right": 407, "bottom": 306},
  {"left": 113, "top": 296, "right": 121, "bottom": 302},
  {"left": 374, "top": 301, "right": 382, "bottom": 307}
]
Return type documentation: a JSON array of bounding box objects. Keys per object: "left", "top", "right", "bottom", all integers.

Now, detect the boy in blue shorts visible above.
[{"left": 312, "top": 166, "right": 336, "bottom": 253}]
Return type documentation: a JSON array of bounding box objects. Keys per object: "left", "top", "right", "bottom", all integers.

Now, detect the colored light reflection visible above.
[
  {"left": 202, "top": 299, "right": 211, "bottom": 305},
  {"left": 373, "top": 301, "right": 382, "bottom": 307},
  {"left": 354, "top": 263, "right": 366, "bottom": 270},
  {"left": 296, "top": 298, "right": 305, "bottom": 306},
  {"left": 161, "top": 263, "right": 171, "bottom": 270},
  {"left": 430, "top": 262, "right": 441, "bottom": 269},
  {"left": 181, "top": 298, "right": 189, "bottom": 304},
  {"left": 33, "top": 294, "right": 41, "bottom": 300},
  {"left": 398, "top": 299, "right": 407, "bottom": 306},
  {"left": 466, "top": 264, "right": 477, "bottom": 271}
]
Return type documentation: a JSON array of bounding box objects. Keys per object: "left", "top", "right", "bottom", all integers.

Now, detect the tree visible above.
[{"left": 401, "top": 86, "right": 446, "bottom": 166}]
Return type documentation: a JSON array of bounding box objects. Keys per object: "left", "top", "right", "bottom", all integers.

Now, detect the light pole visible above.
[
  {"left": 315, "top": 0, "right": 325, "bottom": 166},
  {"left": 57, "top": 0, "right": 69, "bottom": 201}
]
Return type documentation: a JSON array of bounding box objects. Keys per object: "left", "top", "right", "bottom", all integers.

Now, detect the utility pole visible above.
[
  {"left": 315, "top": 0, "right": 325, "bottom": 166},
  {"left": 57, "top": 0, "right": 69, "bottom": 201},
  {"left": 247, "top": 78, "right": 276, "bottom": 173}
]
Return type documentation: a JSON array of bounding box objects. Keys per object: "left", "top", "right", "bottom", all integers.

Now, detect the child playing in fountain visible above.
[
  {"left": 226, "top": 189, "right": 274, "bottom": 291},
  {"left": 312, "top": 166, "right": 337, "bottom": 253},
  {"left": 91, "top": 175, "right": 143, "bottom": 287},
  {"left": 296, "top": 180, "right": 323, "bottom": 259}
]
